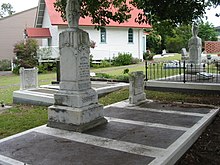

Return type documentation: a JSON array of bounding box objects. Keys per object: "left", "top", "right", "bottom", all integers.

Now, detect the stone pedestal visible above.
[
  {"left": 186, "top": 63, "right": 205, "bottom": 74},
  {"left": 48, "top": 29, "right": 107, "bottom": 132},
  {"left": 129, "top": 71, "right": 146, "bottom": 104}
]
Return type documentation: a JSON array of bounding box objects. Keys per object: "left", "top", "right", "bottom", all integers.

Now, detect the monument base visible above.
[
  {"left": 48, "top": 104, "right": 107, "bottom": 132},
  {"left": 129, "top": 93, "right": 146, "bottom": 105},
  {"left": 186, "top": 63, "right": 205, "bottom": 74}
]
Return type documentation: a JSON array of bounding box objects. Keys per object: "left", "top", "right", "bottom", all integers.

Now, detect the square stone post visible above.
[
  {"left": 129, "top": 71, "right": 146, "bottom": 104},
  {"left": 48, "top": 28, "right": 107, "bottom": 132}
]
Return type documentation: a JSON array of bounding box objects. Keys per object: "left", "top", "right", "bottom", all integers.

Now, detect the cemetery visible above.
[{"left": 0, "top": 0, "right": 220, "bottom": 165}]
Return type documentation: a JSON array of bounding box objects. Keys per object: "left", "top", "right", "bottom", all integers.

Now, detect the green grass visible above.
[
  {"left": 0, "top": 72, "right": 56, "bottom": 104},
  {"left": 91, "top": 63, "right": 145, "bottom": 76},
  {"left": 0, "top": 87, "right": 219, "bottom": 139},
  {"left": 0, "top": 62, "right": 218, "bottom": 139},
  {"left": 99, "top": 88, "right": 129, "bottom": 106},
  {"left": 0, "top": 105, "right": 48, "bottom": 139},
  {"left": 0, "top": 72, "right": 56, "bottom": 88},
  {"left": 153, "top": 53, "right": 181, "bottom": 62}
]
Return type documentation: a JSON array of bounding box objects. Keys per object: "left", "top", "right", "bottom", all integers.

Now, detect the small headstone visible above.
[
  {"left": 19, "top": 67, "right": 38, "bottom": 90},
  {"left": 181, "top": 48, "right": 187, "bottom": 56},
  {"left": 162, "top": 49, "right": 166, "bottom": 56},
  {"left": 129, "top": 71, "right": 146, "bottom": 104}
]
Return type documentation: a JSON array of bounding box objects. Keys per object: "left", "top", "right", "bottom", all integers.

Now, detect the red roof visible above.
[
  {"left": 45, "top": 0, "right": 151, "bottom": 28},
  {"left": 26, "top": 28, "right": 51, "bottom": 38}
]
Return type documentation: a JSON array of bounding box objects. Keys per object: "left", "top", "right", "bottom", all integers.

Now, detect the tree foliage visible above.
[
  {"left": 198, "top": 22, "right": 218, "bottom": 42},
  {"left": 13, "top": 39, "right": 39, "bottom": 68},
  {"left": 54, "top": 0, "right": 220, "bottom": 32},
  {"left": 147, "top": 31, "right": 162, "bottom": 54},
  {"left": 0, "top": 3, "right": 15, "bottom": 18},
  {"left": 54, "top": 0, "right": 131, "bottom": 28},
  {"left": 132, "top": 0, "right": 220, "bottom": 26},
  {"left": 165, "top": 22, "right": 218, "bottom": 53}
]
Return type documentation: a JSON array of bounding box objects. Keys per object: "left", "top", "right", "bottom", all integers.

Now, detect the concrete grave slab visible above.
[
  {"left": 104, "top": 107, "right": 202, "bottom": 128},
  {"left": 85, "top": 121, "right": 185, "bottom": 148},
  {"left": 0, "top": 100, "right": 218, "bottom": 165},
  {"left": 13, "top": 81, "right": 128, "bottom": 106},
  {"left": 0, "top": 131, "right": 154, "bottom": 165}
]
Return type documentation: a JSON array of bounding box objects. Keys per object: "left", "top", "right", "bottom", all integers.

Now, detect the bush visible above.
[
  {"left": 38, "top": 62, "right": 56, "bottom": 74},
  {"left": 100, "top": 60, "right": 111, "bottom": 68},
  {"left": 131, "top": 58, "right": 140, "bottom": 64},
  {"left": 0, "top": 59, "right": 11, "bottom": 71},
  {"left": 112, "top": 53, "right": 132, "bottom": 66},
  {"left": 166, "top": 37, "right": 184, "bottom": 53},
  {"left": 114, "top": 74, "right": 130, "bottom": 82},
  {"left": 13, "top": 39, "right": 39, "bottom": 69},
  {"left": 123, "top": 68, "right": 129, "bottom": 74},
  {"left": 143, "top": 51, "right": 153, "bottom": 60},
  {"left": 95, "top": 73, "right": 113, "bottom": 79}
]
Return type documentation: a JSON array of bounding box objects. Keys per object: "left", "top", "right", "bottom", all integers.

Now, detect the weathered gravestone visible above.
[
  {"left": 181, "top": 48, "right": 188, "bottom": 60},
  {"left": 19, "top": 67, "right": 38, "bottom": 90},
  {"left": 48, "top": 0, "right": 107, "bottom": 132},
  {"left": 129, "top": 71, "right": 146, "bottom": 104}
]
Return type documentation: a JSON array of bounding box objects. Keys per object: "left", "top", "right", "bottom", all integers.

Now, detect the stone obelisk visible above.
[{"left": 48, "top": 0, "right": 107, "bottom": 132}]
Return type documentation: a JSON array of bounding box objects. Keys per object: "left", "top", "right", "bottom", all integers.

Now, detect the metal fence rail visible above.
[{"left": 145, "top": 60, "right": 220, "bottom": 83}]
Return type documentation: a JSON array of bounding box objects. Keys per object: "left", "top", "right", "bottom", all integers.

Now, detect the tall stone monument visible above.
[
  {"left": 48, "top": 0, "right": 107, "bottom": 132},
  {"left": 187, "top": 23, "right": 203, "bottom": 73}
]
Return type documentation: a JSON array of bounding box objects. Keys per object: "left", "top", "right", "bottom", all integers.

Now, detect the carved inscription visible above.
[
  {"left": 79, "top": 56, "right": 90, "bottom": 79},
  {"left": 134, "top": 78, "right": 143, "bottom": 95}
]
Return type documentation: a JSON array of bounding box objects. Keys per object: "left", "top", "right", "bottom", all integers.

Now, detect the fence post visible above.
[
  {"left": 145, "top": 60, "right": 148, "bottom": 81},
  {"left": 183, "top": 60, "right": 186, "bottom": 83}
]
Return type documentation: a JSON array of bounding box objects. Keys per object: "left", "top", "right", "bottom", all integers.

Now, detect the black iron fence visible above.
[{"left": 145, "top": 60, "right": 220, "bottom": 83}]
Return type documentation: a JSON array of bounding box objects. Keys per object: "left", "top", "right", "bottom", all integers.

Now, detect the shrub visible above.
[
  {"left": 112, "top": 52, "right": 132, "bottom": 66},
  {"left": 114, "top": 75, "right": 129, "bottom": 82},
  {"left": 123, "top": 68, "right": 129, "bottom": 74},
  {"left": 95, "top": 73, "right": 112, "bottom": 79},
  {"left": 12, "top": 66, "right": 19, "bottom": 74},
  {"left": 38, "top": 62, "right": 56, "bottom": 74},
  {"left": 100, "top": 60, "right": 111, "bottom": 68},
  {"left": 0, "top": 59, "right": 11, "bottom": 71},
  {"left": 143, "top": 51, "right": 153, "bottom": 60},
  {"left": 13, "top": 39, "right": 39, "bottom": 69},
  {"left": 166, "top": 37, "right": 184, "bottom": 53},
  {"left": 131, "top": 58, "right": 140, "bottom": 64}
]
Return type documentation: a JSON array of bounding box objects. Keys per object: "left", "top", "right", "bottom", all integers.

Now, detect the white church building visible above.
[{"left": 26, "top": 0, "right": 151, "bottom": 61}]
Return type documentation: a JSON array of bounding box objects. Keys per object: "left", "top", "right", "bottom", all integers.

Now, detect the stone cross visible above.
[
  {"left": 129, "top": 71, "right": 146, "bottom": 104},
  {"left": 66, "top": 0, "right": 81, "bottom": 28}
]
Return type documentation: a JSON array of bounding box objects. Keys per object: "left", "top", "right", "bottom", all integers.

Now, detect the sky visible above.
[{"left": 0, "top": 0, "right": 220, "bottom": 27}]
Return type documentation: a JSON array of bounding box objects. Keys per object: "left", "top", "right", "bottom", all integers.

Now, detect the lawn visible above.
[
  {"left": 0, "top": 72, "right": 56, "bottom": 104},
  {"left": 1, "top": 60, "right": 219, "bottom": 139}
]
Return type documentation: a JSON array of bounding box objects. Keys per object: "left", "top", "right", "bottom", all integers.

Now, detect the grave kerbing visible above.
[{"left": 47, "top": 0, "right": 107, "bottom": 132}]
